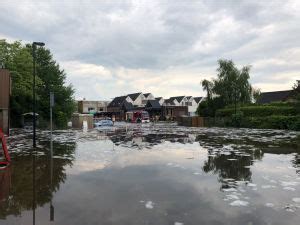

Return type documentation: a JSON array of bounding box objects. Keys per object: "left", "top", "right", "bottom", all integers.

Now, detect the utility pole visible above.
[
  {"left": 32, "top": 42, "right": 45, "bottom": 148},
  {"left": 49, "top": 92, "right": 54, "bottom": 221}
]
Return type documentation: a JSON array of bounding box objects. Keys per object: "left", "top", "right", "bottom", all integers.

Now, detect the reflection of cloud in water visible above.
[{"left": 2, "top": 124, "right": 300, "bottom": 224}]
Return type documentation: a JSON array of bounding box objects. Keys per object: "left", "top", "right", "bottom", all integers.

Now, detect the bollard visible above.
[{"left": 0, "top": 128, "right": 11, "bottom": 168}]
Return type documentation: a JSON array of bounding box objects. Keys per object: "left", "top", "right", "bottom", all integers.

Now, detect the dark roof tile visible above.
[
  {"left": 193, "top": 97, "right": 202, "bottom": 104},
  {"left": 169, "top": 96, "right": 185, "bottom": 103},
  {"left": 145, "top": 100, "right": 161, "bottom": 109},
  {"left": 257, "top": 90, "right": 292, "bottom": 104},
  {"left": 108, "top": 96, "right": 128, "bottom": 107},
  {"left": 127, "top": 92, "right": 142, "bottom": 101}
]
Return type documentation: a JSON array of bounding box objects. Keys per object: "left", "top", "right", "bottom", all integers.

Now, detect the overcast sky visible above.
[{"left": 1, "top": 0, "right": 299, "bottom": 100}]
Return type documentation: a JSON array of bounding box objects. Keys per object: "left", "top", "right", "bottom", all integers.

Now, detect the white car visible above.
[{"left": 94, "top": 119, "right": 113, "bottom": 127}]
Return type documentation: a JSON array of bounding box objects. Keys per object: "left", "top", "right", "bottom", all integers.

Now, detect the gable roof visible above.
[
  {"left": 145, "top": 100, "right": 161, "bottom": 109},
  {"left": 108, "top": 96, "right": 128, "bottom": 107},
  {"left": 193, "top": 97, "right": 202, "bottom": 104},
  {"left": 127, "top": 92, "right": 142, "bottom": 101},
  {"left": 122, "top": 101, "right": 134, "bottom": 110},
  {"left": 143, "top": 93, "right": 152, "bottom": 98},
  {"left": 155, "top": 97, "right": 163, "bottom": 100},
  {"left": 257, "top": 90, "right": 292, "bottom": 104},
  {"left": 164, "top": 98, "right": 176, "bottom": 105},
  {"left": 169, "top": 96, "right": 185, "bottom": 103}
]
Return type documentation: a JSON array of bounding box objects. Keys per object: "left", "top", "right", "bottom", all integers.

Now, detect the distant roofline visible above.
[{"left": 260, "top": 89, "right": 292, "bottom": 94}]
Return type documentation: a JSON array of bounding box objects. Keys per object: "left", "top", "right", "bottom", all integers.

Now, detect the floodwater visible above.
[{"left": 0, "top": 123, "right": 299, "bottom": 225}]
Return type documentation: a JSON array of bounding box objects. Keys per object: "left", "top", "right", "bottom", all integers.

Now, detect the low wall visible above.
[
  {"left": 71, "top": 113, "right": 94, "bottom": 129},
  {"left": 177, "top": 116, "right": 205, "bottom": 127}
]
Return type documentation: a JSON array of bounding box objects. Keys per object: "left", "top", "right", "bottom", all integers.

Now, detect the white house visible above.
[
  {"left": 142, "top": 93, "right": 155, "bottom": 105},
  {"left": 167, "top": 96, "right": 187, "bottom": 106},
  {"left": 127, "top": 92, "right": 145, "bottom": 107},
  {"left": 164, "top": 96, "right": 203, "bottom": 116},
  {"left": 190, "top": 97, "right": 203, "bottom": 116},
  {"left": 143, "top": 93, "right": 155, "bottom": 100},
  {"left": 155, "top": 97, "right": 164, "bottom": 105}
]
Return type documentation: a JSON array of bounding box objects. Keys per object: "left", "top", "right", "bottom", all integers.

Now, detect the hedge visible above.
[
  {"left": 223, "top": 115, "right": 300, "bottom": 130},
  {"left": 216, "top": 105, "right": 297, "bottom": 117}
]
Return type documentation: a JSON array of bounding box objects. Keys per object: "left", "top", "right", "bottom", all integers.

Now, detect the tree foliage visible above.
[
  {"left": 198, "top": 59, "right": 254, "bottom": 117},
  {"left": 0, "top": 40, "right": 75, "bottom": 128}
]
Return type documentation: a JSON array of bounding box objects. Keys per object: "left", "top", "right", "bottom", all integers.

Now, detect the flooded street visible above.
[{"left": 1, "top": 123, "right": 300, "bottom": 225}]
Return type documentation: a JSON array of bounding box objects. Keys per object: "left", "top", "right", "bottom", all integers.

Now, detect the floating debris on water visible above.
[
  {"left": 265, "top": 203, "right": 274, "bottom": 207},
  {"left": 145, "top": 201, "right": 154, "bottom": 209},
  {"left": 230, "top": 200, "right": 249, "bottom": 207},
  {"left": 292, "top": 198, "right": 300, "bottom": 203}
]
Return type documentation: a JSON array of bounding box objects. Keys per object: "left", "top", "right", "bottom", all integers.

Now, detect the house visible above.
[
  {"left": 193, "top": 97, "right": 203, "bottom": 104},
  {"left": 142, "top": 93, "right": 155, "bottom": 105},
  {"left": 188, "top": 97, "right": 203, "bottom": 116},
  {"left": 164, "top": 96, "right": 203, "bottom": 116},
  {"left": 143, "top": 93, "right": 155, "bottom": 100},
  {"left": 107, "top": 96, "right": 134, "bottom": 120},
  {"left": 185, "top": 96, "right": 198, "bottom": 116},
  {"left": 168, "top": 96, "right": 187, "bottom": 106},
  {"left": 78, "top": 100, "right": 110, "bottom": 114},
  {"left": 0, "top": 68, "right": 11, "bottom": 135},
  {"left": 145, "top": 99, "right": 161, "bottom": 118},
  {"left": 257, "top": 90, "right": 293, "bottom": 104},
  {"left": 155, "top": 97, "right": 164, "bottom": 105},
  {"left": 127, "top": 92, "right": 145, "bottom": 107},
  {"left": 162, "top": 105, "right": 188, "bottom": 120}
]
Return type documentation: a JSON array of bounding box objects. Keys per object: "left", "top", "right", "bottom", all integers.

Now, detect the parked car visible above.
[{"left": 94, "top": 119, "right": 113, "bottom": 127}]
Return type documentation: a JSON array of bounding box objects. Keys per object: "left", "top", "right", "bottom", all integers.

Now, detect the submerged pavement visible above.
[{"left": 0, "top": 123, "right": 300, "bottom": 225}]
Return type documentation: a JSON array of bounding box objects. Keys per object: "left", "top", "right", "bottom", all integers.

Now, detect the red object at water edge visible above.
[{"left": 0, "top": 128, "right": 11, "bottom": 167}]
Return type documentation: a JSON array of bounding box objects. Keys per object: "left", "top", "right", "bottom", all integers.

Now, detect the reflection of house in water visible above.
[{"left": 108, "top": 128, "right": 196, "bottom": 148}]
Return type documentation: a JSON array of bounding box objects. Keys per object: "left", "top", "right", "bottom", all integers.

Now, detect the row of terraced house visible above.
[{"left": 77, "top": 92, "right": 204, "bottom": 121}]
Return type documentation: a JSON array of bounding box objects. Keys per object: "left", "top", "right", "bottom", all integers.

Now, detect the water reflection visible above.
[
  {"left": 0, "top": 139, "right": 76, "bottom": 220},
  {"left": 1, "top": 126, "right": 300, "bottom": 224},
  {"left": 202, "top": 149, "right": 263, "bottom": 189}
]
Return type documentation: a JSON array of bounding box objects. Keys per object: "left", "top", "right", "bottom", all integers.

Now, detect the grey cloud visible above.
[{"left": 0, "top": 0, "right": 299, "bottom": 98}]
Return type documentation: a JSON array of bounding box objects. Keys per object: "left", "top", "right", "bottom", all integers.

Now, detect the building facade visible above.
[
  {"left": 164, "top": 96, "right": 203, "bottom": 116},
  {"left": 0, "top": 69, "right": 11, "bottom": 135},
  {"left": 78, "top": 100, "right": 110, "bottom": 114}
]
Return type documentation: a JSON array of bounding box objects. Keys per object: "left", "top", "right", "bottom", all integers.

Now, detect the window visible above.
[{"left": 88, "top": 107, "right": 95, "bottom": 111}]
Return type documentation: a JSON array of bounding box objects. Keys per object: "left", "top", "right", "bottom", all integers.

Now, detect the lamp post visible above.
[{"left": 32, "top": 42, "right": 45, "bottom": 148}]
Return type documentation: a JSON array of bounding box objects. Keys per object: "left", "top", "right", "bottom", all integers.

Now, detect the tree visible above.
[
  {"left": 197, "top": 59, "right": 254, "bottom": 117},
  {"left": 201, "top": 79, "right": 213, "bottom": 100},
  {"left": 28, "top": 45, "right": 75, "bottom": 128},
  {"left": 213, "top": 59, "right": 252, "bottom": 105},
  {"left": 0, "top": 39, "right": 75, "bottom": 128},
  {"left": 252, "top": 88, "right": 261, "bottom": 103},
  {"left": 0, "top": 40, "right": 35, "bottom": 126}
]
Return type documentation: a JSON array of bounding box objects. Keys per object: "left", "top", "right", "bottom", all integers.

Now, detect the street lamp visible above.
[{"left": 32, "top": 42, "right": 45, "bottom": 148}]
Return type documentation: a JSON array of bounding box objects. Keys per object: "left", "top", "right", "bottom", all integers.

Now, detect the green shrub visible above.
[
  {"left": 244, "top": 116, "right": 300, "bottom": 130},
  {"left": 211, "top": 115, "right": 300, "bottom": 130},
  {"left": 216, "top": 105, "right": 297, "bottom": 117},
  {"left": 230, "top": 111, "right": 244, "bottom": 127}
]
